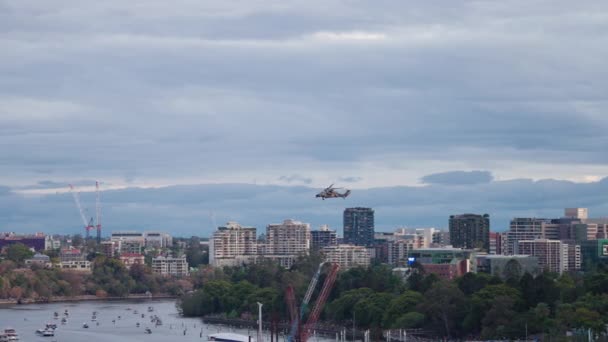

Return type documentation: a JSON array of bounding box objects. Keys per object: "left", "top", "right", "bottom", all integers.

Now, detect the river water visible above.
[{"left": 0, "top": 300, "right": 335, "bottom": 342}]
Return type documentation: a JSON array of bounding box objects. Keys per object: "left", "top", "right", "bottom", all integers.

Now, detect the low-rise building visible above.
[
  {"left": 119, "top": 253, "right": 145, "bottom": 269},
  {"left": 0, "top": 232, "right": 46, "bottom": 251},
  {"left": 57, "top": 260, "right": 91, "bottom": 272},
  {"left": 25, "top": 253, "right": 51, "bottom": 267},
  {"left": 152, "top": 256, "right": 189, "bottom": 276},
  {"left": 322, "top": 244, "right": 371, "bottom": 269},
  {"left": 408, "top": 247, "right": 475, "bottom": 280},
  {"left": 60, "top": 248, "right": 85, "bottom": 262},
  {"left": 476, "top": 254, "right": 540, "bottom": 278}
]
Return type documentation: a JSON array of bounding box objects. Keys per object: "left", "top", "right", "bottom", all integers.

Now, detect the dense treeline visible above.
[
  {"left": 0, "top": 250, "right": 192, "bottom": 300},
  {"left": 181, "top": 255, "right": 608, "bottom": 340}
]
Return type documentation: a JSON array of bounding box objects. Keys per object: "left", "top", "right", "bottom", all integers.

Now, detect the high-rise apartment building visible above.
[
  {"left": 311, "top": 225, "right": 337, "bottom": 250},
  {"left": 210, "top": 221, "right": 258, "bottom": 267},
  {"left": 515, "top": 239, "right": 568, "bottom": 274},
  {"left": 505, "top": 218, "right": 550, "bottom": 255},
  {"left": 263, "top": 219, "right": 311, "bottom": 268},
  {"left": 343, "top": 207, "right": 375, "bottom": 246},
  {"left": 449, "top": 214, "right": 490, "bottom": 251}
]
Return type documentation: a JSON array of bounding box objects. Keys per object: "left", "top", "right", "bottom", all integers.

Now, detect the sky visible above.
[{"left": 1, "top": 1, "right": 608, "bottom": 236}]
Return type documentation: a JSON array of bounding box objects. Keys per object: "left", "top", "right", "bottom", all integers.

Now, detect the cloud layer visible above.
[
  {"left": 1, "top": 1, "right": 608, "bottom": 190},
  {"left": 1, "top": 1, "right": 608, "bottom": 235},
  {"left": 421, "top": 170, "right": 494, "bottom": 185},
  {"left": 2, "top": 176, "right": 608, "bottom": 237}
]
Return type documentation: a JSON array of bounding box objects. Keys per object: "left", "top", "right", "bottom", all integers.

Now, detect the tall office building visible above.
[
  {"left": 449, "top": 214, "right": 490, "bottom": 251},
  {"left": 343, "top": 207, "right": 375, "bottom": 246}
]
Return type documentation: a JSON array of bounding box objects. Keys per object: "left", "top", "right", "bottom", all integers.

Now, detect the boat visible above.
[
  {"left": 46, "top": 323, "right": 57, "bottom": 330},
  {"left": 3, "top": 328, "right": 19, "bottom": 341},
  {"left": 0, "top": 334, "right": 8, "bottom": 342},
  {"left": 208, "top": 333, "right": 253, "bottom": 342},
  {"left": 61, "top": 318, "right": 67, "bottom": 324},
  {"left": 147, "top": 306, "right": 154, "bottom": 312},
  {"left": 82, "top": 323, "right": 89, "bottom": 329},
  {"left": 36, "top": 329, "right": 55, "bottom": 337},
  {"left": 136, "top": 323, "right": 140, "bottom": 328},
  {"left": 144, "top": 328, "right": 152, "bottom": 334}
]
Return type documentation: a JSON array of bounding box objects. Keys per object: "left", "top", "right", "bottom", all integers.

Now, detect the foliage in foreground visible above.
[{"left": 181, "top": 256, "right": 608, "bottom": 340}]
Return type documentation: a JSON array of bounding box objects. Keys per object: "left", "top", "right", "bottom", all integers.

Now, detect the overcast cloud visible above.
[{"left": 1, "top": 1, "right": 608, "bottom": 235}]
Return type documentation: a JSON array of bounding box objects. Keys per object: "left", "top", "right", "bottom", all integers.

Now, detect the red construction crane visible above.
[
  {"left": 285, "top": 285, "right": 298, "bottom": 332},
  {"left": 287, "top": 263, "right": 340, "bottom": 342},
  {"left": 300, "top": 263, "right": 340, "bottom": 342}
]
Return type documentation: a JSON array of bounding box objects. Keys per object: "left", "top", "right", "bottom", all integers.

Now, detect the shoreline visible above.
[{"left": 0, "top": 294, "right": 178, "bottom": 307}]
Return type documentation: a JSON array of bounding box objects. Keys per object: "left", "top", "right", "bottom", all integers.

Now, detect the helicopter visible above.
[{"left": 316, "top": 184, "right": 351, "bottom": 200}]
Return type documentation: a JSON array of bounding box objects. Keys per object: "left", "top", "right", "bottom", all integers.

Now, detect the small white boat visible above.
[
  {"left": 36, "top": 329, "right": 54, "bottom": 337},
  {"left": 208, "top": 333, "right": 253, "bottom": 342},
  {"left": 3, "top": 328, "right": 18, "bottom": 341},
  {"left": 82, "top": 323, "right": 89, "bottom": 329}
]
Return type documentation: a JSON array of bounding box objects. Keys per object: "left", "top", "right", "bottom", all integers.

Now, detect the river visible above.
[{"left": 0, "top": 300, "right": 335, "bottom": 342}]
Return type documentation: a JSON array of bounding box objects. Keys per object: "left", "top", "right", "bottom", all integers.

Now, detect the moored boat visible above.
[
  {"left": 208, "top": 333, "right": 253, "bottom": 342},
  {"left": 3, "top": 328, "right": 18, "bottom": 341}
]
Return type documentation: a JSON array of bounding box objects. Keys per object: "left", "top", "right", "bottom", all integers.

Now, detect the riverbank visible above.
[{"left": 0, "top": 293, "right": 177, "bottom": 306}]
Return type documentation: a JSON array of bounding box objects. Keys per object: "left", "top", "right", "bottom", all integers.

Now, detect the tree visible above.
[
  {"left": 464, "top": 284, "right": 522, "bottom": 336},
  {"left": 383, "top": 291, "right": 424, "bottom": 327},
  {"left": 6, "top": 243, "right": 34, "bottom": 264},
  {"left": 418, "top": 281, "right": 467, "bottom": 338}
]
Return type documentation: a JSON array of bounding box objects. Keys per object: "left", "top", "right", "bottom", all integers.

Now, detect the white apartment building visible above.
[
  {"left": 151, "top": 256, "right": 189, "bottom": 276},
  {"left": 210, "top": 222, "right": 258, "bottom": 267},
  {"left": 322, "top": 244, "right": 371, "bottom": 269},
  {"left": 262, "top": 219, "right": 311, "bottom": 268},
  {"left": 111, "top": 231, "right": 172, "bottom": 250},
  {"left": 516, "top": 239, "right": 568, "bottom": 274}
]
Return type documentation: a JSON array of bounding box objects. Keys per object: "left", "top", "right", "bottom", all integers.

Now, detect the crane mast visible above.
[
  {"left": 287, "top": 262, "right": 339, "bottom": 342},
  {"left": 95, "top": 181, "right": 102, "bottom": 243},
  {"left": 68, "top": 182, "right": 102, "bottom": 242}
]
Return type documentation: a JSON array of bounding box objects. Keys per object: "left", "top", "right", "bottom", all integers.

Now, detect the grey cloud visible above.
[
  {"left": 1, "top": 1, "right": 608, "bottom": 185},
  {"left": 421, "top": 170, "right": 494, "bottom": 185},
  {"left": 16, "top": 179, "right": 97, "bottom": 190},
  {"left": 278, "top": 175, "right": 313, "bottom": 184},
  {"left": 338, "top": 176, "right": 362, "bottom": 183},
  {"left": 2, "top": 177, "right": 608, "bottom": 236}
]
